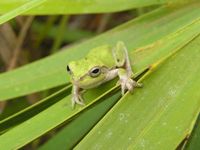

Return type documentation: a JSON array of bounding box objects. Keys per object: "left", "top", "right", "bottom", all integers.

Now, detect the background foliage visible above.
[{"left": 0, "top": 0, "right": 199, "bottom": 149}]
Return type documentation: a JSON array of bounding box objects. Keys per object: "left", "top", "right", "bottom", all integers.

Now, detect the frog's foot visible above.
[
  {"left": 72, "top": 94, "right": 85, "bottom": 108},
  {"left": 119, "top": 75, "right": 142, "bottom": 95}
]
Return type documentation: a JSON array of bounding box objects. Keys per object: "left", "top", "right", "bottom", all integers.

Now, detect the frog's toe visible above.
[
  {"left": 72, "top": 96, "right": 85, "bottom": 108},
  {"left": 121, "top": 82, "right": 126, "bottom": 95},
  {"left": 135, "top": 82, "right": 143, "bottom": 88},
  {"left": 76, "top": 100, "right": 85, "bottom": 106},
  {"left": 72, "top": 100, "right": 75, "bottom": 109}
]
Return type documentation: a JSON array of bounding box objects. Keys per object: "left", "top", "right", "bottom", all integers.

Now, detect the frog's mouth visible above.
[{"left": 74, "top": 78, "right": 105, "bottom": 89}]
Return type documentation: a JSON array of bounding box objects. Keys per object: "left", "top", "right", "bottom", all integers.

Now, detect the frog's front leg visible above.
[
  {"left": 72, "top": 84, "right": 85, "bottom": 108},
  {"left": 113, "top": 41, "right": 142, "bottom": 95},
  {"left": 112, "top": 41, "right": 133, "bottom": 77}
]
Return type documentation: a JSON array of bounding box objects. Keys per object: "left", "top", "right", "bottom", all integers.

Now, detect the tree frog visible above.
[{"left": 66, "top": 41, "right": 142, "bottom": 107}]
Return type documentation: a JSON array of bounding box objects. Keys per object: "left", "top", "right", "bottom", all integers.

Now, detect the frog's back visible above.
[{"left": 86, "top": 45, "right": 115, "bottom": 68}]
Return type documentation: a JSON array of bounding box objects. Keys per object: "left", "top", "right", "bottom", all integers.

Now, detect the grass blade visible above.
[{"left": 0, "top": 0, "right": 46, "bottom": 25}]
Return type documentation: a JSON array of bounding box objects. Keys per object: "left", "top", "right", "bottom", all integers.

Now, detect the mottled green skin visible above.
[{"left": 68, "top": 45, "right": 116, "bottom": 89}]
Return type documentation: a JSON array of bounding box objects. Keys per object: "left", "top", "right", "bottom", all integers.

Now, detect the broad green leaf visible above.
[
  {"left": 0, "top": 98, "right": 29, "bottom": 121},
  {"left": 0, "top": 0, "right": 178, "bottom": 15},
  {"left": 38, "top": 92, "right": 121, "bottom": 150},
  {"left": 75, "top": 35, "right": 200, "bottom": 149},
  {"left": 0, "top": 0, "right": 46, "bottom": 25},
  {"left": 0, "top": 5, "right": 200, "bottom": 149},
  {"left": 0, "top": 85, "right": 71, "bottom": 133},
  {"left": 184, "top": 114, "right": 200, "bottom": 150},
  {"left": 1, "top": 3, "right": 200, "bottom": 101}
]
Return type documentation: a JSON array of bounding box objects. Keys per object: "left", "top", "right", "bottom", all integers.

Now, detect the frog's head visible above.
[{"left": 66, "top": 58, "right": 109, "bottom": 89}]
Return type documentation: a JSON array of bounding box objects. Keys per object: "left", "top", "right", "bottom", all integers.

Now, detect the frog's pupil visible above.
[{"left": 92, "top": 68, "right": 99, "bottom": 74}]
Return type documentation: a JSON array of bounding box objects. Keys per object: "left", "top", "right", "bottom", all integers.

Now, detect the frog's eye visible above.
[
  {"left": 89, "top": 67, "right": 101, "bottom": 77},
  {"left": 66, "top": 65, "right": 71, "bottom": 74}
]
